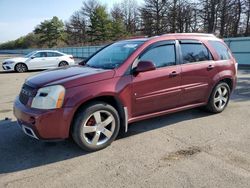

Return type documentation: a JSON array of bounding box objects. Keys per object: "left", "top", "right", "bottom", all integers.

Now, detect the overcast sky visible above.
[{"left": 0, "top": 0, "right": 143, "bottom": 43}]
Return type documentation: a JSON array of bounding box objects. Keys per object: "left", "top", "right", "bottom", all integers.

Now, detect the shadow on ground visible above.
[{"left": 0, "top": 107, "right": 213, "bottom": 174}]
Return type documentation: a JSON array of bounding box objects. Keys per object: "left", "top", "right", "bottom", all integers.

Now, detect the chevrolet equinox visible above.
[{"left": 14, "top": 33, "right": 237, "bottom": 151}]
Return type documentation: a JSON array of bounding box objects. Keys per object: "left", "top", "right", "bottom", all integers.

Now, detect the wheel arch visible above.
[
  {"left": 207, "top": 75, "right": 234, "bottom": 104},
  {"left": 69, "top": 95, "right": 128, "bottom": 136}
]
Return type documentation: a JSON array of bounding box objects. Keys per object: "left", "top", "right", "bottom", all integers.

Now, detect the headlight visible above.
[
  {"left": 31, "top": 85, "right": 65, "bottom": 109},
  {"left": 4, "top": 61, "right": 15, "bottom": 64}
]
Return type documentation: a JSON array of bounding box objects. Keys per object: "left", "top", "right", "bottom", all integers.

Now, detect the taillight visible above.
[{"left": 70, "top": 56, "right": 74, "bottom": 59}]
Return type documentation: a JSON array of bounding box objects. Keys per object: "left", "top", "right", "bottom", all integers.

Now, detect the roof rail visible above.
[{"left": 161, "top": 33, "right": 216, "bottom": 38}]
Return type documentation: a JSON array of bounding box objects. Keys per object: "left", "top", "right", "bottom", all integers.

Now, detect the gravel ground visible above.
[{"left": 0, "top": 54, "right": 250, "bottom": 188}]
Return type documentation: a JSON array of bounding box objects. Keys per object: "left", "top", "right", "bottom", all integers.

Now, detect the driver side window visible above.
[
  {"left": 34, "top": 52, "right": 47, "bottom": 58},
  {"left": 139, "top": 44, "right": 176, "bottom": 68}
]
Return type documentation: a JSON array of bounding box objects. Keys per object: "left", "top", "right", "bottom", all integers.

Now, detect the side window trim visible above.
[
  {"left": 131, "top": 40, "right": 177, "bottom": 71},
  {"left": 178, "top": 39, "right": 214, "bottom": 65}
]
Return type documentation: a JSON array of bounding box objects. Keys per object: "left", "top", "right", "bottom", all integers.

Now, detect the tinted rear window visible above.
[
  {"left": 180, "top": 43, "right": 212, "bottom": 63},
  {"left": 208, "top": 41, "right": 231, "bottom": 60}
]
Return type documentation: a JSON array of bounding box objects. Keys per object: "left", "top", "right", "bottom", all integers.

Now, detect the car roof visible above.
[
  {"left": 119, "top": 33, "right": 219, "bottom": 44},
  {"left": 35, "top": 50, "right": 63, "bottom": 53}
]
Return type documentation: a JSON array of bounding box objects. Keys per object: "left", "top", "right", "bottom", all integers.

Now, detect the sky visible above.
[{"left": 0, "top": 0, "right": 143, "bottom": 43}]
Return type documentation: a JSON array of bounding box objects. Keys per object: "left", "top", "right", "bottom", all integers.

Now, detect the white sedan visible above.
[{"left": 2, "top": 50, "right": 75, "bottom": 72}]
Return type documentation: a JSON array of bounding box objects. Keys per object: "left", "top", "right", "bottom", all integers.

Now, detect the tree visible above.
[
  {"left": 140, "top": 0, "right": 168, "bottom": 35},
  {"left": 121, "top": 0, "right": 139, "bottom": 34},
  {"left": 34, "top": 16, "right": 64, "bottom": 48},
  {"left": 88, "top": 5, "right": 112, "bottom": 43},
  {"left": 65, "top": 11, "right": 86, "bottom": 45},
  {"left": 110, "top": 4, "right": 127, "bottom": 39},
  {"left": 245, "top": 0, "right": 250, "bottom": 36}
]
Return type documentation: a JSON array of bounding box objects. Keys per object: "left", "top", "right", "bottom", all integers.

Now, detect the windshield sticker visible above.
[{"left": 123, "top": 44, "right": 138, "bottom": 48}]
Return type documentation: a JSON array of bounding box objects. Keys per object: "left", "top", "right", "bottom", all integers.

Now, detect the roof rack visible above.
[{"left": 161, "top": 33, "right": 216, "bottom": 38}]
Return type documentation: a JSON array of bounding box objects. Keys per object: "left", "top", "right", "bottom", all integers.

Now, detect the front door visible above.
[
  {"left": 26, "top": 52, "right": 48, "bottom": 69},
  {"left": 132, "top": 41, "right": 182, "bottom": 117}
]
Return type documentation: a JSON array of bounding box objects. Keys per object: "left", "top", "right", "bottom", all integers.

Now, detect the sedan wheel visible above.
[
  {"left": 15, "top": 63, "right": 28, "bottom": 73},
  {"left": 72, "top": 102, "right": 120, "bottom": 151},
  {"left": 59, "top": 61, "right": 68, "bottom": 67}
]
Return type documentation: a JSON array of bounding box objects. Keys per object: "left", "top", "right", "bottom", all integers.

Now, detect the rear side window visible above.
[
  {"left": 47, "top": 52, "right": 63, "bottom": 57},
  {"left": 208, "top": 41, "right": 231, "bottom": 60},
  {"left": 180, "top": 42, "right": 212, "bottom": 63},
  {"left": 139, "top": 44, "right": 176, "bottom": 68}
]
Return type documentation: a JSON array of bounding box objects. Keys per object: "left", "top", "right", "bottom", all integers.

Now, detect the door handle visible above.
[
  {"left": 207, "top": 65, "right": 214, "bottom": 70},
  {"left": 169, "top": 71, "right": 179, "bottom": 77}
]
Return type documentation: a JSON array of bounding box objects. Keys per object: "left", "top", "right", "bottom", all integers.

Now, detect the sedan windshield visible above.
[{"left": 86, "top": 41, "right": 144, "bottom": 69}]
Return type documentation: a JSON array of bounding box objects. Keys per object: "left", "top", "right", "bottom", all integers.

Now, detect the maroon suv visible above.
[{"left": 14, "top": 33, "right": 237, "bottom": 151}]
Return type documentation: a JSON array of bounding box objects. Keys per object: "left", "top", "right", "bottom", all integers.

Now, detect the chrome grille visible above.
[{"left": 19, "top": 84, "right": 36, "bottom": 105}]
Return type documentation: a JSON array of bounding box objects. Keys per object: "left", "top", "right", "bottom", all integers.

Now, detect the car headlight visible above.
[
  {"left": 4, "top": 61, "right": 15, "bottom": 64},
  {"left": 31, "top": 85, "right": 65, "bottom": 109}
]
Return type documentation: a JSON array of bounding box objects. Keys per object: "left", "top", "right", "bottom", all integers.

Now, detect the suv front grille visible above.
[{"left": 19, "top": 84, "right": 36, "bottom": 105}]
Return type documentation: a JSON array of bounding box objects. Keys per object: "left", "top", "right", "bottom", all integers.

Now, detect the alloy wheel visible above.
[
  {"left": 82, "top": 110, "right": 115, "bottom": 146},
  {"left": 213, "top": 85, "right": 229, "bottom": 110},
  {"left": 16, "top": 64, "right": 27, "bottom": 72},
  {"left": 59, "top": 61, "right": 68, "bottom": 67}
]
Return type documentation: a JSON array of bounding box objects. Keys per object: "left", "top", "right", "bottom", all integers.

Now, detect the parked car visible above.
[
  {"left": 2, "top": 50, "right": 75, "bottom": 72},
  {"left": 14, "top": 33, "right": 237, "bottom": 151}
]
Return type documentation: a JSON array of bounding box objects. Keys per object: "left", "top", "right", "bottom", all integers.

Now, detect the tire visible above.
[
  {"left": 15, "top": 63, "right": 28, "bottom": 73},
  {"left": 72, "top": 102, "right": 120, "bottom": 151},
  {"left": 205, "top": 82, "right": 231, "bottom": 113},
  {"left": 59, "top": 61, "right": 68, "bottom": 67}
]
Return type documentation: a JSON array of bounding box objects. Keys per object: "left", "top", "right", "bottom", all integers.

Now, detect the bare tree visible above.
[
  {"left": 65, "top": 11, "right": 86, "bottom": 45},
  {"left": 121, "top": 0, "right": 139, "bottom": 34}
]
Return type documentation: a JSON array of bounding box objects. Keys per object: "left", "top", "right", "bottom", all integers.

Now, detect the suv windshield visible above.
[{"left": 86, "top": 41, "right": 144, "bottom": 69}]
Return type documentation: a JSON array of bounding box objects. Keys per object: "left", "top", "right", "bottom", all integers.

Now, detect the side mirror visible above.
[
  {"left": 134, "top": 61, "right": 156, "bottom": 74},
  {"left": 79, "top": 59, "right": 87, "bottom": 65},
  {"left": 30, "top": 56, "right": 35, "bottom": 59}
]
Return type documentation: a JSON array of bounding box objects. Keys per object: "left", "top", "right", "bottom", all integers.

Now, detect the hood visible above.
[
  {"left": 4, "top": 57, "right": 28, "bottom": 63},
  {"left": 26, "top": 65, "right": 115, "bottom": 88}
]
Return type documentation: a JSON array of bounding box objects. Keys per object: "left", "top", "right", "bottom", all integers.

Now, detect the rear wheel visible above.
[
  {"left": 15, "top": 63, "right": 28, "bottom": 73},
  {"left": 206, "top": 82, "right": 230, "bottom": 113},
  {"left": 59, "top": 61, "right": 68, "bottom": 67},
  {"left": 72, "top": 102, "right": 120, "bottom": 151}
]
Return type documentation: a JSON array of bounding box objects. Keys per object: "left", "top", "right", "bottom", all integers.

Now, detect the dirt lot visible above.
[{"left": 0, "top": 54, "right": 250, "bottom": 188}]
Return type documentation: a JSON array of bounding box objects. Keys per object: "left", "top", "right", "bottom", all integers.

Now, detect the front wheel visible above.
[
  {"left": 206, "top": 82, "right": 231, "bottom": 113},
  {"left": 15, "top": 63, "right": 28, "bottom": 73},
  {"left": 72, "top": 102, "right": 120, "bottom": 151}
]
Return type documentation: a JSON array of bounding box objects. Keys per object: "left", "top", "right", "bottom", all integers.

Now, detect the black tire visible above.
[
  {"left": 72, "top": 102, "right": 120, "bottom": 151},
  {"left": 15, "top": 63, "right": 28, "bottom": 73},
  {"left": 59, "top": 61, "right": 68, "bottom": 67},
  {"left": 205, "top": 82, "right": 231, "bottom": 113}
]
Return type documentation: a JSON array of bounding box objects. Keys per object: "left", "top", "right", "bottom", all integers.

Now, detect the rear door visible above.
[
  {"left": 132, "top": 40, "right": 182, "bottom": 117},
  {"left": 178, "top": 40, "right": 218, "bottom": 106},
  {"left": 46, "top": 52, "right": 61, "bottom": 68}
]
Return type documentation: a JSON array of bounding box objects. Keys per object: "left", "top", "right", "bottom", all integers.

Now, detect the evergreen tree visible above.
[
  {"left": 34, "top": 16, "right": 64, "bottom": 48},
  {"left": 88, "top": 6, "right": 112, "bottom": 43}
]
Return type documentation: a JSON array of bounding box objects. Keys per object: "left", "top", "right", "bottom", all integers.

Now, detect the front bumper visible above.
[
  {"left": 13, "top": 97, "right": 74, "bottom": 140},
  {"left": 2, "top": 63, "right": 15, "bottom": 71}
]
